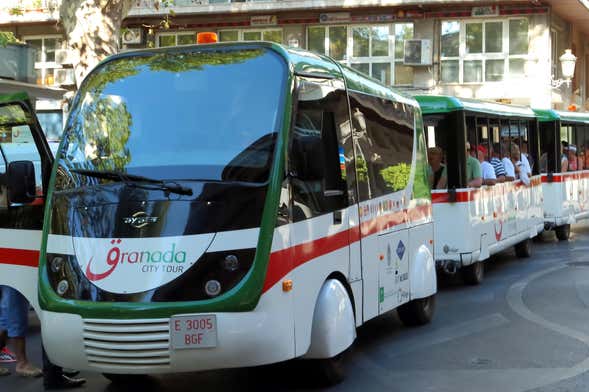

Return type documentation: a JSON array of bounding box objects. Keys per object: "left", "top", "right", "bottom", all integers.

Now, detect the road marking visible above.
[{"left": 506, "top": 263, "right": 589, "bottom": 389}]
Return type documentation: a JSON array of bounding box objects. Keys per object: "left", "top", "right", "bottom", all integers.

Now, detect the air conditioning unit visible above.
[
  {"left": 55, "top": 49, "right": 74, "bottom": 65},
  {"left": 54, "top": 68, "right": 75, "bottom": 86},
  {"left": 122, "top": 28, "right": 143, "bottom": 45},
  {"left": 403, "top": 39, "right": 432, "bottom": 66}
]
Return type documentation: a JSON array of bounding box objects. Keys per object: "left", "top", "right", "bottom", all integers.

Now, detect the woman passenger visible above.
[{"left": 427, "top": 147, "right": 447, "bottom": 189}]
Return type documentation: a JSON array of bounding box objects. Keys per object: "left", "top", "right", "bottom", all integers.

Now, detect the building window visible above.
[
  {"left": 440, "top": 19, "right": 529, "bottom": 83},
  {"left": 218, "top": 29, "right": 283, "bottom": 44},
  {"left": 440, "top": 18, "right": 529, "bottom": 84},
  {"left": 156, "top": 32, "right": 197, "bottom": 47},
  {"left": 23, "top": 35, "right": 63, "bottom": 86},
  {"left": 307, "top": 23, "right": 413, "bottom": 86}
]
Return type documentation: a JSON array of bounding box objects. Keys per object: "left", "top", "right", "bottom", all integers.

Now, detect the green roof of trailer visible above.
[
  {"left": 414, "top": 94, "right": 536, "bottom": 118},
  {"left": 100, "top": 41, "right": 418, "bottom": 108},
  {"left": 533, "top": 108, "right": 589, "bottom": 124},
  {"left": 0, "top": 92, "right": 29, "bottom": 105}
]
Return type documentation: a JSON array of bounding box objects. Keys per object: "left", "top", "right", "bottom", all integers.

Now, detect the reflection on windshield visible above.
[{"left": 60, "top": 47, "right": 286, "bottom": 187}]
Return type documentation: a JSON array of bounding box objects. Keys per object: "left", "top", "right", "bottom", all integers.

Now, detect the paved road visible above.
[{"left": 5, "top": 223, "right": 589, "bottom": 391}]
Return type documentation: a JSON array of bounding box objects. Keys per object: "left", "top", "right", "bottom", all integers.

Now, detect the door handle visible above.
[{"left": 333, "top": 210, "right": 342, "bottom": 224}]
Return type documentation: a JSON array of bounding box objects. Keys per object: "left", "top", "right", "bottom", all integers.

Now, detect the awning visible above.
[{"left": 0, "top": 78, "right": 66, "bottom": 101}]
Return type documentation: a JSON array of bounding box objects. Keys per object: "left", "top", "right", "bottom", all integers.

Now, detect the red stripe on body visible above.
[
  {"left": 262, "top": 228, "right": 351, "bottom": 293},
  {"left": 542, "top": 171, "right": 589, "bottom": 183},
  {"left": 0, "top": 248, "right": 39, "bottom": 267},
  {"left": 262, "top": 204, "right": 432, "bottom": 293},
  {"left": 432, "top": 179, "right": 542, "bottom": 204}
]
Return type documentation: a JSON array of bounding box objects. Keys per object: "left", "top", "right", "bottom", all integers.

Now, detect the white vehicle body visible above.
[{"left": 432, "top": 178, "right": 544, "bottom": 269}]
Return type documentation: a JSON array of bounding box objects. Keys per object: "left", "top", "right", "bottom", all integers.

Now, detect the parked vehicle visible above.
[
  {"left": 415, "top": 95, "right": 543, "bottom": 284},
  {"left": 0, "top": 42, "right": 436, "bottom": 384},
  {"left": 534, "top": 108, "right": 589, "bottom": 240}
]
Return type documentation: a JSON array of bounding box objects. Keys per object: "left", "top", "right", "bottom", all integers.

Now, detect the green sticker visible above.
[{"left": 379, "top": 287, "right": 384, "bottom": 303}]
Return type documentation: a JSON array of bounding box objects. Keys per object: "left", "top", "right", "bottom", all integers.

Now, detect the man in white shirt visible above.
[
  {"left": 477, "top": 145, "right": 497, "bottom": 186},
  {"left": 501, "top": 143, "right": 516, "bottom": 181}
]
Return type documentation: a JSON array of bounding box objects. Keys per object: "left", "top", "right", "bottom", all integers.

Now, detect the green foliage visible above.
[
  {"left": 380, "top": 163, "right": 411, "bottom": 192},
  {"left": 83, "top": 49, "right": 265, "bottom": 95},
  {"left": 0, "top": 104, "right": 29, "bottom": 126},
  {"left": 356, "top": 155, "right": 368, "bottom": 183},
  {"left": 412, "top": 116, "right": 431, "bottom": 199},
  {"left": 0, "top": 32, "right": 20, "bottom": 47},
  {"left": 69, "top": 97, "right": 133, "bottom": 171}
]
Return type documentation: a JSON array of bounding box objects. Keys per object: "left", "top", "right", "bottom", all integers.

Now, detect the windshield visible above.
[{"left": 58, "top": 47, "right": 287, "bottom": 186}]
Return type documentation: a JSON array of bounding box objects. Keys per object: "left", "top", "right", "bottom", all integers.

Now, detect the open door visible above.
[{"left": 0, "top": 92, "right": 54, "bottom": 313}]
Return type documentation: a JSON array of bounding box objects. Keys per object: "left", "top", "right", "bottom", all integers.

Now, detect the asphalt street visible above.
[{"left": 5, "top": 223, "right": 589, "bottom": 391}]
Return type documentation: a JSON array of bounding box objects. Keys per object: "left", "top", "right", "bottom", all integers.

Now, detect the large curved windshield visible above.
[{"left": 58, "top": 47, "right": 287, "bottom": 185}]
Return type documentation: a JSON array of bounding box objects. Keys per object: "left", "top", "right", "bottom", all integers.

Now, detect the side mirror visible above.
[{"left": 7, "top": 160, "right": 36, "bottom": 204}]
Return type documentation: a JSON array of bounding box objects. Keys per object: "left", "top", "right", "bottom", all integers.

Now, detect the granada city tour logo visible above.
[{"left": 85, "top": 239, "right": 187, "bottom": 281}]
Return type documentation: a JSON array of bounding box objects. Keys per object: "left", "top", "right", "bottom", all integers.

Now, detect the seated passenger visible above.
[
  {"left": 578, "top": 149, "right": 585, "bottom": 170},
  {"left": 477, "top": 145, "right": 497, "bottom": 186},
  {"left": 490, "top": 143, "right": 506, "bottom": 182},
  {"left": 568, "top": 145, "right": 578, "bottom": 171},
  {"left": 521, "top": 141, "right": 533, "bottom": 172},
  {"left": 511, "top": 144, "right": 530, "bottom": 186},
  {"left": 427, "top": 147, "right": 447, "bottom": 189},
  {"left": 501, "top": 144, "right": 516, "bottom": 181},
  {"left": 466, "top": 142, "right": 482, "bottom": 188},
  {"left": 561, "top": 141, "right": 569, "bottom": 172}
]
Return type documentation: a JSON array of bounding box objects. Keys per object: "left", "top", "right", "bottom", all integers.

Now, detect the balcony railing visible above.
[{"left": 0, "top": 0, "right": 60, "bottom": 12}]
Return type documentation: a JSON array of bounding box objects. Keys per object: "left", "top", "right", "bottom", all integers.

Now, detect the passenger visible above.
[
  {"left": 466, "top": 142, "right": 482, "bottom": 188},
  {"left": 578, "top": 149, "right": 585, "bottom": 170},
  {"left": 568, "top": 145, "right": 578, "bottom": 171},
  {"left": 0, "top": 286, "right": 42, "bottom": 377},
  {"left": 519, "top": 143, "right": 532, "bottom": 177},
  {"left": 511, "top": 144, "right": 530, "bottom": 186},
  {"left": 490, "top": 143, "right": 507, "bottom": 182},
  {"left": 427, "top": 147, "right": 447, "bottom": 189},
  {"left": 476, "top": 145, "right": 497, "bottom": 186},
  {"left": 521, "top": 141, "right": 533, "bottom": 171},
  {"left": 501, "top": 143, "right": 516, "bottom": 181},
  {"left": 561, "top": 141, "right": 569, "bottom": 172},
  {"left": 585, "top": 146, "right": 589, "bottom": 169}
]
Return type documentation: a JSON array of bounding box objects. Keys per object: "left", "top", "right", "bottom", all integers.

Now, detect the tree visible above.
[{"left": 59, "top": 0, "right": 135, "bottom": 87}]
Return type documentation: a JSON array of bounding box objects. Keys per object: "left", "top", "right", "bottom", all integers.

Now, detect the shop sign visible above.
[
  {"left": 250, "top": 15, "right": 277, "bottom": 26},
  {"left": 319, "top": 12, "right": 351, "bottom": 23},
  {"left": 471, "top": 6, "right": 499, "bottom": 17},
  {"left": 351, "top": 15, "right": 395, "bottom": 23}
]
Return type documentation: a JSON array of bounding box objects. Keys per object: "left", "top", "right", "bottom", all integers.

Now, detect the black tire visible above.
[
  {"left": 102, "top": 373, "right": 148, "bottom": 384},
  {"left": 461, "top": 261, "right": 484, "bottom": 285},
  {"left": 555, "top": 224, "right": 571, "bottom": 241},
  {"left": 314, "top": 351, "right": 348, "bottom": 386},
  {"left": 515, "top": 238, "right": 532, "bottom": 258},
  {"left": 397, "top": 295, "right": 436, "bottom": 327}
]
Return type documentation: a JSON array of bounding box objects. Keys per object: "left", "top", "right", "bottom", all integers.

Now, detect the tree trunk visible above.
[{"left": 60, "top": 0, "right": 134, "bottom": 87}]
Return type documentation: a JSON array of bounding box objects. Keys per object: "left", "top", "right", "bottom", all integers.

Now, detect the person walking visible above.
[{"left": 0, "top": 286, "right": 42, "bottom": 377}]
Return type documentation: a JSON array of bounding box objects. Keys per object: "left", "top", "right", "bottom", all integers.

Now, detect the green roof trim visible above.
[
  {"left": 414, "top": 94, "right": 536, "bottom": 118},
  {"left": 533, "top": 108, "right": 589, "bottom": 124}
]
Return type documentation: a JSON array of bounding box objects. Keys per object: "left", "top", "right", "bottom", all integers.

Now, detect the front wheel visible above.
[
  {"left": 311, "top": 350, "right": 348, "bottom": 386},
  {"left": 462, "top": 261, "right": 484, "bottom": 285},
  {"left": 555, "top": 224, "right": 571, "bottom": 241},
  {"left": 515, "top": 238, "right": 532, "bottom": 258},
  {"left": 397, "top": 295, "right": 436, "bottom": 327}
]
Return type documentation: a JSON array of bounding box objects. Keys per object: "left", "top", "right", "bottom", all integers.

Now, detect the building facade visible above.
[{"left": 1, "top": 0, "right": 588, "bottom": 111}]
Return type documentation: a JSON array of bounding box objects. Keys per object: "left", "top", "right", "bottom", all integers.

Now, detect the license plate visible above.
[{"left": 170, "top": 315, "right": 217, "bottom": 349}]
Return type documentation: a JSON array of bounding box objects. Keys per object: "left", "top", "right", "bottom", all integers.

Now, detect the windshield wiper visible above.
[{"left": 71, "top": 169, "right": 193, "bottom": 196}]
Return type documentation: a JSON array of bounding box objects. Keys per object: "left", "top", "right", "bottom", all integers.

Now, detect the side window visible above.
[
  {"left": 289, "top": 79, "right": 351, "bottom": 222},
  {"left": 350, "top": 92, "right": 414, "bottom": 201},
  {"left": 0, "top": 104, "right": 43, "bottom": 207}
]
